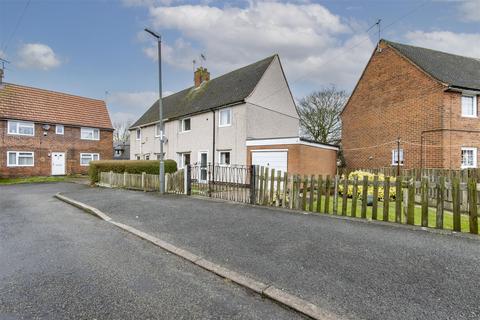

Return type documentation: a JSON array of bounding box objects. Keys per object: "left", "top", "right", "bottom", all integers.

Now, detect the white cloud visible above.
[
  {"left": 457, "top": 0, "right": 480, "bottom": 22},
  {"left": 143, "top": 2, "right": 375, "bottom": 88},
  {"left": 0, "top": 50, "right": 5, "bottom": 59},
  {"left": 17, "top": 43, "right": 61, "bottom": 70},
  {"left": 405, "top": 31, "right": 480, "bottom": 58}
]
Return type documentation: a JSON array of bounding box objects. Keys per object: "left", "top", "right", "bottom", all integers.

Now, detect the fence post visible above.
[
  {"left": 421, "top": 177, "right": 428, "bottom": 227},
  {"left": 395, "top": 176, "right": 402, "bottom": 223},
  {"left": 468, "top": 177, "right": 478, "bottom": 234},
  {"left": 436, "top": 176, "right": 445, "bottom": 229},
  {"left": 351, "top": 176, "right": 358, "bottom": 217},
  {"left": 123, "top": 171, "right": 127, "bottom": 187},
  {"left": 249, "top": 165, "right": 256, "bottom": 205},
  {"left": 383, "top": 176, "right": 390, "bottom": 222},
  {"left": 372, "top": 175, "right": 379, "bottom": 220},
  {"left": 109, "top": 171, "right": 113, "bottom": 187},
  {"left": 142, "top": 172, "right": 146, "bottom": 192},
  {"left": 361, "top": 175, "right": 368, "bottom": 219},
  {"left": 452, "top": 177, "right": 461, "bottom": 232},
  {"left": 186, "top": 165, "right": 192, "bottom": 195},
  {"left": 407, "top": 179, "right": 415, "bottom": 225}
]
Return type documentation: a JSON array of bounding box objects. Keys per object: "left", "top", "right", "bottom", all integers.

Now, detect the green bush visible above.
[{"left": 89, "top": 160, "right": 177, "bottom": 183}]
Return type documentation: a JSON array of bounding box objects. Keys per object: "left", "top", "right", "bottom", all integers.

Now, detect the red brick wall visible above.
[
  {"left": 246, "top": 144, "right": 337, "bottom": 176},
  {"left": 341, "top": 42, "right": 447, "bottom": 170},
  {"left": 0, "top": 120, "right": 113, "bottom": 177}
]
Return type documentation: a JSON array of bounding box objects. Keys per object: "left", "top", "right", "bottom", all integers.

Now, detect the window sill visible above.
[
  {"left": 461, "top": 115, "right": 478, "bottom": 119},
  {"left": 218, "top": 124, "right": 232, "bottom": 128},
  {"left": 7, "top": 133, "right": 35, "bottom": 137}
]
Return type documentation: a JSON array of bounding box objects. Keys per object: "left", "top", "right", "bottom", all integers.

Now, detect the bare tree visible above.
[
  {"left": 297, "top": 86, "right": 348, "bottom": 144},
  {"left": 113, "top": 120, "right": 133, "bottom": 143}
]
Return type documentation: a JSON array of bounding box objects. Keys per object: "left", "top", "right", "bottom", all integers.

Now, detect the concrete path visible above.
[
  {"left": 0, "top": 183, "right": 305, "bottom": 320},
  {"left": 63, "top": 187, "right": 480, "bottom": 320}
]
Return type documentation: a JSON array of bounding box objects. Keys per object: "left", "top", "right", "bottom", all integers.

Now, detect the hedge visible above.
[{"left": 89, "top": 160, "right": 177, "bottom": 183}]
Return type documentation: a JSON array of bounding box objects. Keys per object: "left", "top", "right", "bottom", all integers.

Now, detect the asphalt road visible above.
[
  {"left": 0, "top": 183, "right": 306, "bottom": 320},
  {"left": 65, "top": 186, "right": 480, "bottom": 320}
]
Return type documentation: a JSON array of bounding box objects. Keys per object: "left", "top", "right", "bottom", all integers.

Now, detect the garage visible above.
[
  {"left": 246, "top": 137, "right": 339, "bottom": 176},
  {"left": 251, "top": 150, "right": 288, "bottom": 172}
]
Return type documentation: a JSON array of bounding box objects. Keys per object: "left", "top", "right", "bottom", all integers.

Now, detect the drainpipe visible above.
[{"left": 211, "top": 109, "right": 216, "bottom": 180}]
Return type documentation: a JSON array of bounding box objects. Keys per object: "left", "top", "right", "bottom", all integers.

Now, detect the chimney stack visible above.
[{"left": 194, "top": 67, "right": 210, "bottom": 87}]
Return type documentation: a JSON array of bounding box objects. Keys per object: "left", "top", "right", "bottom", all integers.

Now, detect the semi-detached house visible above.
[
  {"left": 0, "top": 83, "right": 113, "bottom": 177},
  {"left": 130, "top": 55, "right": 338, "bottom": 176}
]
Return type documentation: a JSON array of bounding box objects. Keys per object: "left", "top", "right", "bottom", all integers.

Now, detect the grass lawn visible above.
[
  {"left": 311, "top": 195, "right": 473, "bottom": 233},
  {"left": 0, "top": 176, "right": 66, "bottom": 185}
]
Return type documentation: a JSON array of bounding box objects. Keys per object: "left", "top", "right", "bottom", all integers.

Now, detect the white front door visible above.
[{"left": 51, "top": 152, "right": 66, "bottom": 175}]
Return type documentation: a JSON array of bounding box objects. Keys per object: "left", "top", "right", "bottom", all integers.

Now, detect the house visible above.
[
  {"left": 113, "top": 141, "right": 130, "bottom": 160},
  {"left": 341, "top": 39, "right": 480, "bottom": 170},
  {"left": 130, "top": 55, "right": 338, "bottom": 176},
  {"left": 0, "top": 83, "right": 113, "bottom": 177}
]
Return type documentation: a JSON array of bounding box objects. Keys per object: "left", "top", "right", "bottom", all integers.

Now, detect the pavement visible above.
[
  {"left": 0, "top": 183, "right": 306, "bottom": 320},
  {"left": 62, "top": 186, "right": 480, "bottom": 320}
]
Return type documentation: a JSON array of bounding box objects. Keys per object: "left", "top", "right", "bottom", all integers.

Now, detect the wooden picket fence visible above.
[
  {"left": 250, "top": 166, "right": 479, "bottom": 235},
  {"left": 99, "top": 170, "right": 185, "bottom": 194}
]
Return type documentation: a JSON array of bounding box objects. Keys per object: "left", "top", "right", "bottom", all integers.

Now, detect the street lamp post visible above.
[{"left": 145, "top": 28, "right": 165, "bottom": 194}]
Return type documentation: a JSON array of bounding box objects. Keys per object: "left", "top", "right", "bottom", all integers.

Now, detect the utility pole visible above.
[
  {"left": 145, "top": 28, "right": 165, "bottom": 194},
  {"left": 397, "top": 137, "right": 401, "bottom": 177}
]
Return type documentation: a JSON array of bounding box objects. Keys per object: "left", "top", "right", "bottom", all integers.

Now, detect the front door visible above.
[
  {"left": 199, "top": 152, "right": 208, "bottom": 183},
  {"left": 51, "top": 152, "right": 66, "bottom": 175}
]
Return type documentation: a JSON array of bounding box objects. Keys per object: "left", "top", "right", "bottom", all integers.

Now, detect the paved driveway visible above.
[
  {"left": 0, "top": 183, "right": 305, "bottom": 320},
  {"left": 65, "top": 187, "right": 480, "bottom": 320}
]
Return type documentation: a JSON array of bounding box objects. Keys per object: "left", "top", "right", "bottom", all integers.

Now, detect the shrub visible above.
[
  {"left": 339, "top": 170, "right": 396, "bottom": 200},
  {"left": 89, "top": 160, "right": 177, "bottom": 183}
]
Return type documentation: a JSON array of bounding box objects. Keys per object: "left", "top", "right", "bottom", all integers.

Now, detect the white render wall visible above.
[{"left": 129, "top": 55, "right": 299, "bottom": 166}]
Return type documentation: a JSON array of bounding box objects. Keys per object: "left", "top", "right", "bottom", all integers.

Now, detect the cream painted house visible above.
[{"left": 130, "top": 55, "right": 338, "bottom": 176}]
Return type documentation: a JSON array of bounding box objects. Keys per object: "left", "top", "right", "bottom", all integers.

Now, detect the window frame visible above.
[
  {"left": 135, "top": 128, "right": 141, "bottom": 141},
  {"left": 7, "top": 151, "right": 35, "bottom": 167},
  {"left": 391, "top": 149, "right": 404, "bottom": 166},
  {"left": 219, "top": 108, "right": 232, "bottom": 127},
  {"left": 461, "top": 94, "right": 477, "bottom": 118},
  {"left": 7, "top": 121, "right": 35, "bottom": 136},
  {"left": 80, "top": 153, "right": 100, "bottom": 166},
  {"left": 218, "top": 150, "right": 231, "bottom": 166},
  {"left": 155, "top": 123, "right": 161, "bottom": 137},
  {"left": 80, "top": 127, "right": 100, "bottom": 141},
  {"left": 56, "top": 124, "right": 64, "bottom": 135},
  {"left": 179, "top": 118, "right": 191, "bottom": 133},
  {"left": 461, "top": 147, "right": 477, "bottom": 169},
  {"left": 177, "top": 152, "right": 191, "bottom": 169}
]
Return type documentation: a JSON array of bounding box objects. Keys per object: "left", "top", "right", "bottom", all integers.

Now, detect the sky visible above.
[{"left": 1, "top": 0, "right": 479, "bottom": 125}]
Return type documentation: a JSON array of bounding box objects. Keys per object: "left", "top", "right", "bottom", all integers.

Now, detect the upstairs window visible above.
[
  {"left": 136, "top": 129, "right": 141, "bottom": 140},
  {"left": 461, "top": 95, "right": 477, "bottom": 117},
  {"left": 81, "top": 127, "right": 100, "bottom": 140},
  {"left": 461, "top": 147, "right": 477, "bottom": 169},
  {"left": 56, "top": 125, "right": 64, "bottom": 135},
  {"left": 180, "top": 118, "right": 191, "bottom": 132},
  {"left": 391, "top": 149, "right": 404, "bottom": 166},
  {"left": 8, "top": 121, "right": 34, "bottom": 136},
  {"left": 219, "top": 108, "right": 232, "bottom": 127},
  {"left": 155, "top": 123, "right": 161, "bottom": 137}
]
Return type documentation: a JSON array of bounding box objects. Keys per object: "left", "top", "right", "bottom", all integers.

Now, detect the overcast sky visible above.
[{"left": 1, "top": 0, "right": 479, "bottom": 124}]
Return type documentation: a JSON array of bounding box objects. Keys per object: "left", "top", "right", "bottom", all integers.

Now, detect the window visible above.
[
  {"left": 219, "top": 108, "right": 232, "bottom": 127},
  {"left": 155, "top": 124, "right": 161, "bottom": 137},
  {"left": 178, "top": 152, "right": 191, "bottom": 168},
  {"left": 8, "top": 121, "right": 34, "bottom": 136},
  {"left": 180, "top": 118, "right": 191, "bottom": 132},
  {"left": 81, "top": 128, "right": 100, "bottom": 140},
  {"left": 461, "top": 95, "right": 477, "bottom": 117},
  {"left": 7, "top": 151, "right": 34, "bottom": 167},
  {"left": 136, "top": 129, "right": 141, "bottom": 140},
  {"left": 56, "top": 125, "right": 64, "bottom": 135},
  {"left": 461, "top": 147, "right": 477, "bottom": 168},
  {"left": 136, "top": 155, "right": 141, "bottom": 160},
  {"left": 145, "top": 154, "right": 150, "bottom": 160},
  {"left": 219, "top": 151, "right": 231, "bottom": 165},
  {"left": 156, "top": 153, "right": 166, "bottom": 160},
  {"left": 80, "top": 153, "right": 99, "bottom": 166},
  {"left": 391, "top": 149, "right": 404, "bottom": 166}
]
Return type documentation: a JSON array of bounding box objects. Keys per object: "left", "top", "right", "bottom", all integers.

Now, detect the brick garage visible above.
[
  {"left": 246, "top": 137, "right": 338, "bottom": 176},
  {"left": 0, "top": 83, "right": 113, "bottom": 178},
  {"left": 341, "top": 40, "right": 480, "bottom": 170}
]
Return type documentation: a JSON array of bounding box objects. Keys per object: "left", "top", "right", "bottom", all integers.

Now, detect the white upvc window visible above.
[
  {"left": 461, "top": 147, "right": 477, "bottom": 169},
  {"left": 7, "top": 121, "right": 34, "bottom": 136},
  {"left": 136, "top": 128, "right": 141, "bottom": 140},
  {"left": 461, "top": 95, "right": 477, "bottom": 118},
  {"left": 391, "top": 149, "right": 404, "bottom": 166},
  {"left": 80, "top": 153, "right": 99, "bottom": 166},
  {"left": 56, "top": 124, "right": 64, "bottom": 135},
  {"left": 219, "top": 108, "right": 232, "bottom": 127},
  {"left": 178, "top": 152, "right": 191, "bottom": 169},
  {"left": 219, "top": 151, "right": 231, "bottom": 165},
  {"left": 81, "top": 127, "right": 100, "bottom": 140},
  {"left": 155, "top": 123, "right": 161, "bottom": 137},
  {"left": 180, "top": 118, "right": 191, "bottom": 132},
  {"left": 7, "top": 151, "right": 34, "bottom": 167}
]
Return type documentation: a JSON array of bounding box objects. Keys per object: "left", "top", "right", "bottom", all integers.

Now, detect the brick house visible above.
[
  {"left": 341, "top": 39, "right": 480, "bottom": 170},
  {"left": 0, "top": 83, "right": 113, "bottom": 177}
]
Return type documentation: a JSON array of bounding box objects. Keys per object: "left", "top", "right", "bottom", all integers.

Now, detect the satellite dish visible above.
[{"left": 42, "top": 124, "right": 50, "bottom": 130}]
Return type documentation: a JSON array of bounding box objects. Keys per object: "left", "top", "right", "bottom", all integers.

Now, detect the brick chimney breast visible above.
[{"left": 194, "top": 67, "right": 210, "bottom": 87}]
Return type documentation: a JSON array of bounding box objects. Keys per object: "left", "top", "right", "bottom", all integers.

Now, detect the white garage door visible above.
[{"left": 251, "top": 150, "right": 288, "bottom": 173}]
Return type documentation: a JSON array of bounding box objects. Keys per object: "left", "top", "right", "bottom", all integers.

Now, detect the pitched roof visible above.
[
  {"left": 385, "top": 40, "right": 480, "bottom": 91},
  {"left": 131, "top": 55, "right": 276, "bottom": 128},
  {"left": 0, "top": 83, "right": 113, "bottom": 129}
]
